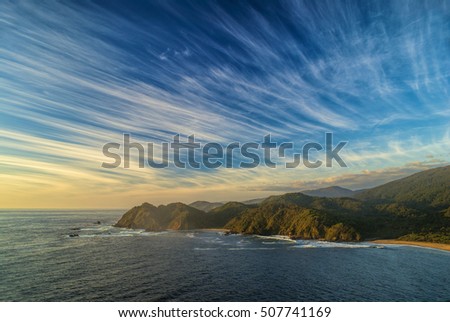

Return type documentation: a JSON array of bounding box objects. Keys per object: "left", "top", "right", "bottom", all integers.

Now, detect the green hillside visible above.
[
  {"left": 206, "top": 202, "right": 255, "bottom": 228},
  {"left": 115, "top": 202, "right": 210, "bottom": 230},
  {"left": 356, "top": 165, "right": 450, "bottom": 209},
  {"left": 115, "top": 165, "right": 450, "bottom": 243},
  {"left": 302, "top": 186, "right": 357, "bottom": 198}
]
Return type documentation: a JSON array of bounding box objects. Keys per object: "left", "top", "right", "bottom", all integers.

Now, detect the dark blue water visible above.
[{"left": 1, "top": 210, "right": 449, "bottom": 301}]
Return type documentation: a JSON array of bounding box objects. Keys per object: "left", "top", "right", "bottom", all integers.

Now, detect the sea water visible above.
[{"left": 1, "top": 210, "right": 449, "bottom": 301}]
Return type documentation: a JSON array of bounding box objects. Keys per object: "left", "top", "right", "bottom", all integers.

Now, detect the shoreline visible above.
[
  {"left": 116, "top": 227, "right": 450, "bottom": 252},
  {"left": 372, "top": 239, "right": 450, "bottom": 252}
]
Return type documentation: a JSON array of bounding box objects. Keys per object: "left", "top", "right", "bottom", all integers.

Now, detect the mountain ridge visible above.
[
  {"left": 301, "top": 186, "right": 358, "bottom": 198},
  {"left": 115, "top": 165, "right": 450, "bottom": 243}
]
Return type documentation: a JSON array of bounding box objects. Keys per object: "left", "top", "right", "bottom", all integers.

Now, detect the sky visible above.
[{"left": 1, "top": 0, "right": 449, "bottom": 208}]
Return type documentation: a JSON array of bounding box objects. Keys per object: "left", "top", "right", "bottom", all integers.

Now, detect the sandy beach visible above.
[{"left": 373, "top": 239, "right": 450, "bottom": 252}]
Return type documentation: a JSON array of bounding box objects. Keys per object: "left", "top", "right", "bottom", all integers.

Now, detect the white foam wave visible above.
[
  {"left": 71, "top": 228, "right": 167, "bottom": 238},
  {"left": 193, "top": 247, "right": 218, "bottom": 251},
  {"left": 254, "top": 235, "right": 297, "bottom": 243},
  {"left": 80, "top": 226, "right": 111, "bottom": 231},
  {"left": 291, "top": 241, "right": 383, "bottom": 249},
  {"left": 227, "top": 247, "right": 276, "bottom": 251}
]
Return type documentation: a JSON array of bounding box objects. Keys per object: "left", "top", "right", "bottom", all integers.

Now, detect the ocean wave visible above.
[
  {"left": 254, "top": 235, "right": 297, "bottom": 243},
  {"left": 202, "top": 237, "right": 226, "bottom": 244},
  {"left": 291, "top": 241, "right": 384, "bottom": 249},
  {"left": 227, "top": 247, "right": 276, "bottom": 251},
  {"left": 79, "top": 226, "right": 111, "bottom": 231},
  {"left": 69, "top": 228, "right": 167, "bottom": 238}
]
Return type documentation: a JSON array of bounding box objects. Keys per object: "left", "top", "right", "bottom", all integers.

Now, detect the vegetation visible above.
[
  {"left": 206, "top": 202, "right": 256, "bottom": 228},
  {"left": 398, "top": 228, "right": 450, "bottom": 244},
  {"left": 301, "top": 186, "right": 357, "bottom": 198},
  {"left": 225, "top": 203, "right": 362, "bottom": 241},
  {"left": 115, "top": 165, "right": 450, "bottom": 244},
  {"left": 356, "top": 165, "right": 450, "bottom": 210},
  {"left": 115, "top": 202, "right": 210, "bottom": 230}
]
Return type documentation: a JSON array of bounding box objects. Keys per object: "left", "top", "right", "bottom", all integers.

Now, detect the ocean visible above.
[{"left": 1, "top": 210, "right": 449, "bottom": 301}]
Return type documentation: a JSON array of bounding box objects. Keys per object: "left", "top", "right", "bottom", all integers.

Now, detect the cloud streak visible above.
[{"left": 0, "top": 0, "right": 449, "bottom": 207}]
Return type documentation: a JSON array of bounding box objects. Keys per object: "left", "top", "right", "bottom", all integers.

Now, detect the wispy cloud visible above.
[
  {"left": 0, "top": 0, "right": 449, "bottom": 207},
  {"left": 247, "top": 159, "right": 450, "bottom": 192}
]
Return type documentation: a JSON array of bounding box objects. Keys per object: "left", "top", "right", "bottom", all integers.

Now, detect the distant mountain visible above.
[
  {"left": 356, "top": 165, "right": 450, "bottom": 210},
  {"left": 241, "top": 197, "right": 267, "bottom": 205},
  {"left": 189, "top": 198, "right": 265, "bottom": 211},
  {"left": 302, "top": 186, "right": 357, "bottom": 198},
  {"left": 189, "top": 201, "right": 224, "bottom": 212},
  {"left": 115, "top": 165, "right": 450, "bottom": 243}
]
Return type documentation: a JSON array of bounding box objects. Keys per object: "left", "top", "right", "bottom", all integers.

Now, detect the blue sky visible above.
[{"left": 1, "top": 0, "right": 449, "bottom": 207}]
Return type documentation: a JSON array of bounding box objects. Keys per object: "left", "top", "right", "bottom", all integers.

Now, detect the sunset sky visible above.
[{"left": 1, "top": 0, "right": 449, "bottom": 208}]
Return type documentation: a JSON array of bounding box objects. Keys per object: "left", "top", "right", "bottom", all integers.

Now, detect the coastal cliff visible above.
[{"left": 115, "top": 166, "right": 450, "bottom": 243}]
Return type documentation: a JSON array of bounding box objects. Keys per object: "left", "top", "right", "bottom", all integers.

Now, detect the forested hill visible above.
[{"left": 116, "top": 166, "right": 450, "bottom": 243}]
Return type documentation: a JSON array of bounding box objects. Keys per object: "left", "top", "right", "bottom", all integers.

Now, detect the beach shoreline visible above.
[{"left": 372, "top": 239, "right": 450, "bottom": 252}]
